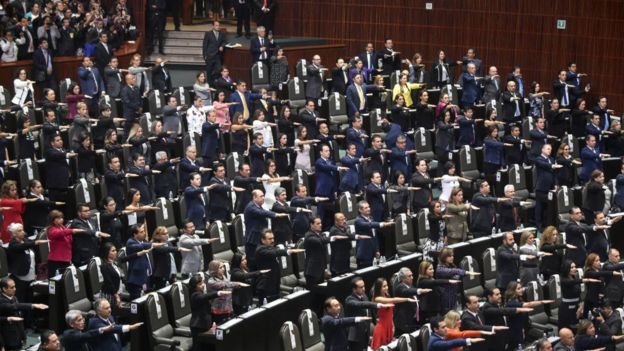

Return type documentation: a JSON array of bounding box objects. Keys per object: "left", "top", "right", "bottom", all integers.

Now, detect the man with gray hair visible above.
[
  {"left": 153, "top": 151, "right": 180, "bottom": 198},
  {"left": 61, "top": 309, "right": 114, "bottom": 351},
  {"left": 354, "top": 200, "right": 394, "bottom": 268},
  {"left": 249, "top": 26, "right": 275, "bottom": 64},
  {"left": 86, "top": 298, "right": 143, "bottom": 351},
  {"left": 498, "top": 184, "right": 531, "bottom": 231},
  {"left": 393, "top": 267, "right": 431, "bottom": 336}
]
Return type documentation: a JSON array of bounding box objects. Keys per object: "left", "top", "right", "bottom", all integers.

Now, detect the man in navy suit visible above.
[
  {"left": 87, "top": 299, "right": 142, "bottom": 351},
  {"left": 208, "top": 164, "right": 244, "bottom": 222},
  {"left": 77, "top": 56, "right": 105, "bottom": 116},
  {"left": 500, "top": 80, "right": 522, "bottom": 126},
  {"left": 428, "top": 315, "right": 483, "bottom": 351},
  {"left": 365, "top": 171, "right": 390, "bottom": 222},
  {"left": 125, "top": 225, "right": 158, "bottom": 300},
  {"left": 201, "top": 110, "right": 224, "bottom": 167},
  {"left": 460, "top": 63, "right": 481, "bottom": 109},
  {"left": 315, "top": 144, "right": 348, "bottom": 229},
  {"left": 244, "top": 190, "right": 288, "bottom": 260},
  {"left": 339, "top": 143, "right": 365, "bottom": 194},
  {"left": 249, "top": 26, "right": 275, "bottom": 64},
  {"left": 534, "top": 144, "right": 562, "bottom": 230},
  {"left": 202, "top": 21, "right": 226, "bottom": 80},
  {"left": 354, "top": 201, "right": 394, "bottom": 268},
  {"left": 179, "top": 146, "right": 211, "bottom": 189},
  {"left": 229, "top": 81, "right": 263, "bottom": 123},
  {"left": 580, "top": 134, "right": 608, "bottom": 184},
  {"left": 321, "top": 297, "right": 371, "bottom": 351},
  {"left": 120, "top": 74, "right": 142, "bottom": 132},
  {"left": 32, "top": 39, "right": 57, "bottom": 92},
  {"left": 346, "top": 73, "right": 374, "bottom": 118},
  {"left": 345, "top": 115, "right": 368, "bottom": 157},
  {"left": 299, "top": 100, "right": 325, "bottom": 139},
  {"left": 358, "top": 43, "right": 379, "bottom": 80},
  {"left": 389, "top": 135, "right": 416, "bottom": 181},
  {"left": 456, "top": 107, "right": 480, "bottom": 147}
]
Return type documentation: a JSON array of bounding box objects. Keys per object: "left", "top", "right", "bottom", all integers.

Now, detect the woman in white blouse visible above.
[
  {"left": 0, "top": 32, "right": 18, "bottom": 63},
  {"left": 12, "top": 69, "right": 35, "bottom": 108},
  {"left": 439, "top": 161, "right": 471, "bottom": 208},
  {"left": 193, "top": 71, "right": 214, "bottom": 107},
  {"left": 186, "top": 95, "right": 211, "bottom": 136},
  {"left": 252, "top": 110, "right": 276, "bottom": 147},
  {"left": 262, "top": 159, "right": 291, "bottom": 210},
  {"left": 294, "top": 126, "right": 319, "bottom": 174}
]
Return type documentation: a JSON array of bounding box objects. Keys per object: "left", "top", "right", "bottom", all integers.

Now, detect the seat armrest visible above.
[
  {"left": 175, "top": 327, "right": 191, "bottom": 337},
  {"left": 154, "top": 336, "right": 181, "bottom": 346}
]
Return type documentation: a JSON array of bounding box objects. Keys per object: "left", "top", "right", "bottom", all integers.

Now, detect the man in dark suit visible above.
[
  {"left": 233, "top": 163, "right": 262, "bottom": 214},
  {"left": 120, "top": 73, "right": 142, "bottom": 131},
  {"left": 57, "top": 18, "right": 77, "bottom": 56},
  {"left": 359, "top": 43, "right": 379, "bottom": 79},
  {"left": 460, "top": 63, "right": 481, "bottom": 109},
  {"left": 410, "top": 159, "right": 436, "bottom": 211},
  {"left": 202, "top": 21, "right": 226, "bottom": 80},
  {"left": 503, "top": 125, "right": 524, "bottom": 165},
  {"left": 596, "top": 301, "right": 622, "bottom": 342},
  {"left": 363, "top": 135, "right": 390, "bottom": 182},
  {"left": 365, "top": 171, "right": 390, "bottom": 222},
  {"left": 603, "top": 249, "right": 624, "bottom": 307},
  {"left": 495, "top": 232, "right": 527, "bottom": 290},
  {"left": 45, "top": 135, "right": 76, "bottom": 201},
  {"left": 344, "top": 277, "right": 388, "bottom": 351},
  {"left": 68, "top": 204, "right": 110, "bottom": 267},
  {"left": 94, "top": 32, "right": 112, "bottom": 74},
  {"left": 553, "top": 70, "right": 575, "bottom": 110},
  {"left": 23, "top": 180, "right": 58, "bottom": 235},
  {"left": 151, "top": 57, "right": 172, "bottom": 94},
  {"left": 125, "top": 225, "right": 157, "bottom": 299},
  {"left": 482, "top": 66, "right": 501, "bottom": 104},
  {"left": 305, "top": 54, "right": 325, "bottom": 101},
  {"left": 389, "top": 135, "right": 416, "bottom": 181},
  {"left": 32, "top": 39, "right": 57, "bottom": 93},
  {"left": 61, "top": 310, "right": 113, "bottom": 351},
  {"left": 354, "top": 201, "right": 393, "bottom": 268},
  {"left": 104, "top": 156, "right": 126, "bottom": 210},
  {"left": 321, "top": 297, "right": 370, "bottom": 351},
  {"left": 14, "top": 18, "right": 35, "bottom": 60},
  {"left": 201, "top": 110, "right": 223, "bottom": 166},
  {"left": 380, "top": 38, "right": 401, "bottom": 76},
  {"left": 213, "top": 66, "right": 236, "bottom": 98},
  {"left": 507, "top": 66, "right": 525, "bottom": 98},
  {"left": 253, "top": 0, "right": 276, "bottom": 32},
  {"left": 482, "top": 288, "right": 532, "bottom": 351},
  {"left": 331, "top": 58, "right": 349, "bottom": 94},
  {"left": 328, "top": 212, "right": 357, "bottom": 276},
  {"left": 244, "top": 190, "right": 288, "bottom": 260},
  {"left": 470, "top": 180, "right": 509, "bottom": 237},
  {"left": 234, "top": 0, "right": 251, "bottom": 37},
  {"left": 299, "top": 100, "right": 325, "bottom": 139},
  {"left": 153, "top": 151, "right": 179, "bottom": 199},
  {"left": 534, "top": 144, "right": 561, "bottom": 230},
  {"left": 147, "top": 0, "right": 166, "bottom": 54},
  {"left": 428, "top": 315, "right": 482, "bottom": 351},
  {"left": 461, "top": 295, "right": 505, "bottom": 333},
  {"left": 345, "top": 73, "right": 375, "bottom": 119},
  {"left": 291, "top": 185, "right": 327, "bottom": 240},
  {"left": 87, "top": 299, "right": 142, "bottom": 351},
  {"left": 179, "top": 146, "right": 210, "bottom": 190},
  {"left": 593, "top": 96, "right": 614, "bottom": 132},
  {"left": 303, "top": 217, "right": 332, "bottom": 288},
  {"left": 565, "top": 207, "right": 607, "bottom": 266},
  {"left": 393, "top": 267, "right": 430, "bottom": 335},
  {"left": 208, "top": 164, "right": 242, "bottom": 222},
  {"left": 254, "top": 229, "right": 303, "bottom": 302},
  {"left": 456, "top": 107, "right": 480, "bottom": 147},
  {"left": 103, "top": 57, "right": 124, "bottom": 98},
  {"left": 78, "top": 56, "right": 105, "bottom": 115},
  {"left": 315, "top": 144, "right": 348, "bottom": 228},
  {"left": 339, "top": 143, "right": 365, "bottom": 194},
  {"left": 500, "top": 80, "right": 522, "bottom": 126},
  {"left": 0, "top": 277, "right": 48, "bottom": 350},
  {"left": 229, "top": 81, "right": 263, "bottom": 123},
  {"left": 127, "top": 153, "right": 157, "bottom": 205},
  {"left": 249, "top": 26, "right": 275, "bottom": 64}
]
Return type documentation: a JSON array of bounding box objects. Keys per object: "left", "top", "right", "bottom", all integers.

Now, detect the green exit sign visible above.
[{"left": 557, "top": 19, "right": 566, "bottom": 30}]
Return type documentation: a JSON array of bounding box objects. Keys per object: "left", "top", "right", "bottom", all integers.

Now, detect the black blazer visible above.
[
  {"left": 68, "top": 218, "right": 100, "bottom": 267},
  {"left": 0, "top": 294, "right": 30, "bottom": 349},
  {"left": 23, "top": 194, "right": 55, "bottom": 233},
  {"left": 554, "top": 155, "right": 575, "bottom": 187},
  {"left": 410, "top": 172, "right": 434, "bottom": 210},
  {"left": 153, "top": 161, "right": 178, "bottom": 198},
  {"left": 416, "top": 277, "right": 450, "bottom": 314},
  {"left": 254, "top": 245, "right": 288, "bottom": 295},
  {"left": 207, "top": 177, "right": 232, "bottom": 219},
  {"left": 343, "top": 293, "right": 377, "bottom": 342},
  {"left": 104, "top": 169, "right": 126, "bottom": 208},
  {"left": 303, "top": 231, "right": 329, "bottom": 280},
  {"left": 328, "top": 225, "right": 353, "bottom": 275},
  {"left": 61, "top": 328, "right": 101, "bottom": 351},
  {"left": 460, "top": 310, "right": 492, "bottom": 331},
  {"left": 104, "top": 66, "right": 123, "bottom": 98},
  {"left": 202, "top": 30, "right": 226, "bottom": 61},
  {"left": 331, "top": 67, "right": 349, "bottom": 94},
  {"left": 503, "top": 134, "right": 524, "bottom": 165},
  {"left": 152, "top": 65, "right": 172, "bottom": 93},
  {"left": 151, "top": 243, "right": 178, "bottom": 279},
  {"left": 94, "top": 42, "right": 112, "bottom": 72},
  {"left": 45, "top": 148, "right": 71, "bottom": 189},
  {"left": 393, "top": 282, "right": 420, "bottom": 332},
  {"left": 271, "top": 201, "right": 298, "bottom": 243},
  {"left": 190, "top": 290, "right": 219, "bottom": 330},
  {"left": 7, "top": 239, "right": 37, "bottom": 277},
  {"left": 127, "top": 165, "right": 153, "bottom": 205}
]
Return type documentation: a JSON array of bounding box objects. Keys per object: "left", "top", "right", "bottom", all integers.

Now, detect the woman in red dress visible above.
[
  {"left": 370, "top": 277, "right": 418, "bottom": 350},
  {"left": 0, "top": 180, "right": 36, "bottom": 244}
]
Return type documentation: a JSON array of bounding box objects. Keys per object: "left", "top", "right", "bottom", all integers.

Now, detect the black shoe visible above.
[
  {"left": 244, "top": 34, "right": 251, "bottom": 39},
  {"left": 236, "top": 33, "right": 242, "bottom": 38},
  {"left": 159, "top": 47, "right": 165, "bottom": 54},
  {"left": 175, "top": 27, "right": 181, "bottom": 31}
]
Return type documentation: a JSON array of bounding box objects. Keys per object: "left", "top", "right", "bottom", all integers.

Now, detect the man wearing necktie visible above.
[
  {"left": 229, "top": 81, "right": 263, "bottom": 123},
  {"left": 87, "top": 299, "right": 143, "bottom": 351},
  {"left": 78, "top": 56, "right": 105, "bottom": 116},
  {"left": 254, "top": 0, "right": 276, "bottom": 32},
  {"left": 202, "top": 21, "right": 226, "bottom": 80},
  {"left": 250, "top": 26, "right": 274, "bottom": 64},
  {"left": 68, "top": 204, "right": 111, "bottom": 267},
  {"left": 126, "top": 225, "right": 159, "bottom": 299},
  {"left": 32, "top": 39, "right": 57, "bottom": 93},
  {"left": 235, "top": 0, "right": 252, "bottom": 37},
  {"left": 94, "top": 32, "right": 112, "bottom": 74},
  {"left": 346, "top": 73, "right": 375, "bottom": 118},
  {"left": 0, "top": 277, "right": 49, "bottom": 350},
  {"left": 508, "top": 66, "right": 524, "bottom": 97},
  {"left": 534, "top": 144, "right": 561, "bottom": 230}
]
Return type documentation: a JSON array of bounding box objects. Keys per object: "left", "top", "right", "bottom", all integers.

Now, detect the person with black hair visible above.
[
  {"left": 99, "top": 242, "right": 146, "bottom": 308},
  {"left": 23, "top": 179, "right": 62, "bottom": 235},
  {"left": 230, "top": 253, "right": 268, "bottom": 314},
  {"left": 69, "top": 203, "right": 110, "bottom": 267},
  {"left": 254, "top": 229, "right": 302, "bottom": 303},
  {"left": 575, "top": 319, "right": 624, "bottom": 351},
  {"left": 559, "top": 260, "right": 601, "bottom": 330},
  {"left": 481, "top": 287, "right": 532, "bottom": 351},
  {"left": 38, "top": 330, "right": 60, "bottom": 351},
  {"left": 428, "top": 314, "right": 484, "bottom": 351},
  {"left": 0, "top": 277, "right": 48, "bottom": 351}
]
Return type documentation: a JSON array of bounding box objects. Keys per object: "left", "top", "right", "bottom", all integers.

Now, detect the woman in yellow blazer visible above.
[{"left": 392, "top": 73, "right": 424, "bottom": 107}]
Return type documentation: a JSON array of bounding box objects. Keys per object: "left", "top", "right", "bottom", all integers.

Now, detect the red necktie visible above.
[{"left": 264, "top": 0, "right": 268, "bottom": 7}]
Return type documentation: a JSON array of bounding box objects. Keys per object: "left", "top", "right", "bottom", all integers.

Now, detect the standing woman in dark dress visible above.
[
  {"left": 583, "top": 253, "right": 622, "bottom": 317},
  {"left": 425, "top": 200, "right": 448, "bottom": 260},
  {"left": 414, "top": 90, "right": 436, "bottom": 129},
  {"left": 189, "top": 273, "right": 231, "bottom": 351},
  {"left": 571, "top": 98, "right": 593, "bottom": 138},
  {"left": 277, "top": 106, "right": 297, "bottom": 147},
  {"left": 558, "top": 260, "right": 601, "bottom": 330},
  {"left": 416, "top": 260, "right": 461, "bottom": 323},
  {"left": 272, "top": 133, "right": 296, "bottom": 176},
  {"left": 430, "top": 50, "right": 458, "bottom": 88},
  {"left": 544, "top": 98, "right": 570, "bottom": 139},
  {"left": 389, "top": 94, "right": 411, "bottom": 132},
  {"left": 539, "top": 226, "right": 576, "bottom": 281},
  {"left": 555, "top": 143, "right": 580, "bottom": 187},
  {"left": 17, "top": 115, "right": 39, "bottom": 160},
  {"left": 230, "top": 112, "right": 253, "bottom": 154},
  {"left": 435, "top": 110, "right": 456, "bottom": 170},
  {"left": 124, "top": 188, "right": 158, "bottom": 230},
  {"left": 504, "top": 281, "right": 553, "bottom": 349},
  {"left": 388, "top": 171, "right": 415, "bottom": 217},
  {"left": 75, "top": 134, "right": 100, "bottom": 183},
  {"left": 230, "top": 253, "right": 267, "bottom": 314},
  {"left": 100, "top": 197, "right": 133, "bottom": 249},
  {"left": 99, "top": 242, "right": 146, "bottom": 309}
]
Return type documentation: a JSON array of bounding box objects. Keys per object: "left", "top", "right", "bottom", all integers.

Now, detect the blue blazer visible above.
[
  {"left": 384, "top": 123, "right": 414, "bottom": 150},
  {"left": 125, "top": 238, "right": 152, "bottom": 286},
  {"left": 184, "top": 186, "right": 207, "bottom": 229},
  {"left": 365, "top": 183, "right": 387, "bottom": 222},
  {"left": 244, "top": 202, "right": 277, "bottom": 245},
  {"left": 390, "top": 147, "right": 412, "bottom": 180},
  {"left": 315, "top": 157, "right": 339, "bottom": 199},
  {"left": 585, "top": 123, "right": 602, "bottom": 141},
  {"left": 534, "top": 155, "right": 556, "bottom": 192},
  {"left": 345, "top": 127, "right": 367, "bottom": 157},
  {"left": 460, "top": 73, "right": 480, "bottom": 106},
  {"left": 321, "top": 315, "right": 358, "bottom": 351},
  {"left": 345, "top": 84, "right": 373, "bottom": 117},
  {"left": 483, "top": 138, "right": 504, "bottom": 166},
  {"left": 229, "top": 91, "right": 262, "bottom": 121},
  {"left": 428, "top": 333, "right": 467, "bottom": 351},
  {"left": 580, "top": 146, "right": 602, "bottom": 183},
  {"left": 179, "top": 157, "right": 201, "bottom": 189},
  {"left": 529, "top": 128, "right": 547, "bottom": 158},
  {"left": 338, "top": 155, "right": 362, "bottom": 193},
  {"left": 457, "top": 117, "right": 476, "bottom": 146},
  {"left": 78, "top": 66, "right": 105, "bottom": 97},
  {"left": 249, "top": 144, "right": 269, "bottom": 177},
  {"left": 87, "top": 316, "right": 125, "bottom": 351},
  {"left": 200, "top": 122, "right": 222, "bottom": 163},
  {"left": 354, "top": 216, "right": 380, "bottom": 263}
]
